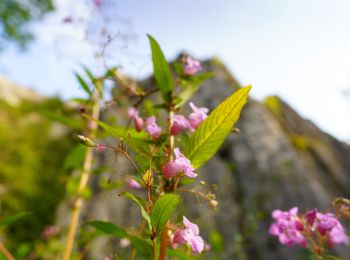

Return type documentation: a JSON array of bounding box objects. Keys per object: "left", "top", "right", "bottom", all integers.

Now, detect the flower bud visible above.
[
  {"left": 127, "top": 179, "right": 141, "bottom": 189},
  {"left": 143, "top": 169, "right": 153, "bottom": 187},
  {"left": 162, "top": 161, "right": 182, "bottom": 179},
  {"left": 134, "top": 116, "right": 144, "bottom": 132},
  {"left": 77, "top": 135, "right": 96, "bottom": 147},
  {"left": 210, "top": 199, "right": 219, "bottom": 209}
]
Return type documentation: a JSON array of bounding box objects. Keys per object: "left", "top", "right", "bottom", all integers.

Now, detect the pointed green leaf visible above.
[
  {"left": 75, "top": 72, "right": 93, "bottom": 97},
  {"left": 151, "top": 194, "right": 180, "bottom": 234},
  {"left": 82, "top": 65, "right": 95, "bottom": 85},
  {"left": 87, "top": 221, "right": 152, "bottom": 258},
  {"left": 40, "top": 110, "right": 82, "bottom": 129},
  {"left": 128, "top": 236, "right": 153, "bottom": 258},
  {"left": 0, "top": 212, "right": 30, "bottom": 230},
  {"left": 166, "top": 248, "right": 194, "bottom": 259},
  {"left": 185, "top": 85, "right": 251, "bottom": 169},
  {"left": 120, "top": 192, "right": 151, "bottom": 230},
  {"left": 86, "top": 221, "right": 127, "bottom": 238},
  {"left": 64, "top": 145, "right": 87, "bottom": 170},
  {"left": 147, "top": 34, "right": 174, "bottom": 102}
]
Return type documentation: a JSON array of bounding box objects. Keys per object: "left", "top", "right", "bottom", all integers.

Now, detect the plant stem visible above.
[
  {"left": 177, "top": 188, "right": 211, "bottom": 202},
  {"left": 159, "top": 225, "right": 168, "bottom": 260},
  {"left": 63, "top": 88, "right": 101, "bottom": 260},
  {"left": 0, "top": 242, "right": 14, "bottom": 260},
  {"left": 159, "top": 110, "right": 175, "bottom": 260},
  {"left": 168, "top": 110, "right": 174, "bottom": 161},
  {"left": 153, "top": 238, "right": 157, "bottom": 260}
]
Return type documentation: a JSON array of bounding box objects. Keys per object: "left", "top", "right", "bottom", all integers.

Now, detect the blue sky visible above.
[{"left": 1, "top": 0, "right": 350, "bottom": 142}]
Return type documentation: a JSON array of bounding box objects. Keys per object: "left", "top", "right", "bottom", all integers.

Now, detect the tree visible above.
[{"left": 0, "top": 0, "right": 54, "bottom": 51}]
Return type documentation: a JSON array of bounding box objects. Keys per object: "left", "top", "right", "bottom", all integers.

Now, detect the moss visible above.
[
  {"left": 263, "top": 96, "right": 282, "bottom": 115},
  {"left": 290, "top": 134, "right": 310, "bottom": 150}
]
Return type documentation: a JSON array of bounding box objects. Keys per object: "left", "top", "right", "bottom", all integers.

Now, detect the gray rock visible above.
[{"left": 73, "top": 58, "right": 350, "bottom": 259}]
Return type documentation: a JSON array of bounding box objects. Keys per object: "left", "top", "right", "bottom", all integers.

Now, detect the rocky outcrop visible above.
[
  {"left": 75, "top": 59, "right": 350, "bottom": 259},
  {"left": 0, "top": 76, "right": 42, "bottom": 105}
]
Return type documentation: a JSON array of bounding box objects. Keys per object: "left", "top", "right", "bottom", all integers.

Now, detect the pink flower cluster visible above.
[
  {"left": 170, "top": 102, "right": 209, "bottom": 135},
  {"left": 269, "top": 207, "right": 306, "bottom": 246},
  {"left": 269, "top": 207, "right": 348, "bottom": 248},
  {"left": 128, "top": 102, "right": 209, "bottom": 139},
  {"left": 171, "top": 216, "right": 204, "bottom": 254},
  {"left": 183, "top": 56, "right": 202, "bottom": 76},
  {"left": 162, "top": 148, "right": 196, "bottom": 179},
  {"left": 128, "top": 108, "right": 162, "bottom": 139},
  {"left": 308, "top": 209, "right": 348, "bottom": 246}
]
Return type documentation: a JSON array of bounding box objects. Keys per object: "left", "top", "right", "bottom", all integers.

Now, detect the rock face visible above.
[
  {"left": 79, "top": 59, "right": 350, "bottom": 259},
  {"left": 0, "top": 76, "right": 42, "bottom": 105}
]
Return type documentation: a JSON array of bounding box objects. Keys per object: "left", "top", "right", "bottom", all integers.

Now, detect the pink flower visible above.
[
  {"left": 41, "top": 225, "right": 60, "bottom": 240},
  {"left": 145, "top": 116, "right": 162, "bottom": 139},
  {"left": 313, "top": 212, "right": 348, "bottom": 246},
  {"left": 188, "top": 102, "right": 208, "bottom": 130},
  {"left": 271, "top": 207, "right": 349, "bottom": 249},
  {"left": 93, "top": 0, "right": 102, "bottom": 7},
  {"left": 328, "top": 222, "right": 349, "bottom": 246},
  {"left": 183, "top": 56, "right": 202, "bottom": 76},
  {"left": 315, "top": 212, "right": 338, "bottom": 235},
  {"left": 162, "top": 161, "right": 183, "bottom": 179},
  {"left": 97, "top": 144, "right": 106, "bottom": 153},
  {"left": 128, "top": 107, "right": 138, "bottom": 119},
  {"left": 306, "top": 208, "right": 317, "bottom": 226},
  {"left": 171, "top": 114, "right": 190, "bottom": 135},
  {"left": 62, "top": 16, "right": 73, "bottom": 24},
  {"left": 162, "top": 148, "right": 196, "bottom": 179},
  {"left": 269, "top": 207, "right": 306, "bottom": 247},
  {"left": 172, "top": 216, "right": 204, "bottom": 254},
  {"left": 127, "top": 179, "right": 141, "bottom": 189},
  {"left": 128, "top": 107, "right": 144, "bottom": 132}
]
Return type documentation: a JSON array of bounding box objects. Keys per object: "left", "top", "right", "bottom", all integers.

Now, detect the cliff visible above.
[{"left": 76, "top": 59, "right": 350, "bottom": 259}]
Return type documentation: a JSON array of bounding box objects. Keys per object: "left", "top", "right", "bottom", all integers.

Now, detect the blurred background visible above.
[{"left": 0, "top": 0, "right": 350, "bottom": 259}]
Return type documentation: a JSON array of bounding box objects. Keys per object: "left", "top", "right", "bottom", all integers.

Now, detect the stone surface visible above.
[{"left": 74, "top": 59, "right": 350, "bottom": 259}]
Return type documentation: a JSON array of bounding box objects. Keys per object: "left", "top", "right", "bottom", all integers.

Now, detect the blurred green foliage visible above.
[
  {"left": 0, "top": 97, "right": 75, "bottom": 254},
  {"left": 0, "top": 0, "right": 54, "bottom": 50}
]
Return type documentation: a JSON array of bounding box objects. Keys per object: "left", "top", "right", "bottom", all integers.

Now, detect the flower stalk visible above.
[
  {"left": 0, "top": 242, "right": 14, "bottom": 260},
  {"left": 63, "top": 80, "right": 101, "bottom": 260}
]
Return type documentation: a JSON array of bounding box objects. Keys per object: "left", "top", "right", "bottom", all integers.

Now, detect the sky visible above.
[{"left": 1, "top": 0, "right": 350, "bottom": 142}]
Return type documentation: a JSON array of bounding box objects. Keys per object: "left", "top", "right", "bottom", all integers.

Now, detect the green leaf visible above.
[
  {"left": 0, "top": 212, "right": 30, "bottom": 230},
  {"left": 185, "top": 85, "right": 251, "bottom": 169},
  {"left": 40, "top": 110, "right": 82, "bottom": 129},
  {"left": 120, "top": 192, "right": 151, "bottom": 230},
  {"left": 64, "top": 145, "right": 87, "bottom": 170},
  {"left": 176, "top": 72, "right": 214, "bottom": 107},
  {"left": 87, "top": 221, "right": 152, "bottom": 258},
  {"left": 75, "top": 72, "right": 93, "bottom": 97},
  {"left": 147, "top": 34, "right": 174, "bottom": 102},
  {"left": 0, "top": 252, "right": 6, "bottom": 260},
  {"left": 151, "top": 194, "right": 180, "bottom": 234},
  {"left": 83, "top": 65, "right": 95, "bottom": 85},
  {"left": 103, "top": 66, "right": 119, "bottom": 79},
  {"left": 128, "top": 235, "right": 153, "bottom": 258},
  {"left": 166, "top": 248, "right": 194, "bottom": 260},
  {"left": 86, "top": 221, "right": 127, "bottom": 238}
]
